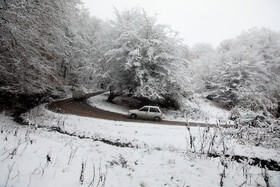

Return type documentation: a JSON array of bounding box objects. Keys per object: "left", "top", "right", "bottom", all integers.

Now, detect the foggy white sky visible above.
[{"left": 82, "top": 0, "right": 280, "bottom": 47}]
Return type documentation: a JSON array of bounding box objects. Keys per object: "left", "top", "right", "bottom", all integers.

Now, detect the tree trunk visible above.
[
  {"left": 277, "top": 101, "right": 280, "bottom": 118},
  {"left": 107, "top": 85, "right": 122, "bottom": 103},
  {"left": 107, "top": 92, "right": 118, "bottom": 103}
]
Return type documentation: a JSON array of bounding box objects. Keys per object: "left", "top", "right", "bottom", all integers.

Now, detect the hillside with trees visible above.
[
  {"left": 187, "top": 28, "right": 280, "bottom": 118},
  {"left": 1, "top": 1, "right": 280, "bottom": 119},
  {"left": 0, "top": 0, "right": 104, "bottom": 114}
]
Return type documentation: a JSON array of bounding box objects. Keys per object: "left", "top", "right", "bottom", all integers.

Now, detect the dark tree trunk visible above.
[
  {"left": 277, "top": 101, "right": 280, "bottom": 118},
  {"left": 107, "top": 85, "right": 122, "bottom": 103},
  {"left": 107, "top": 92, "right": 119, "bottom": 103}
]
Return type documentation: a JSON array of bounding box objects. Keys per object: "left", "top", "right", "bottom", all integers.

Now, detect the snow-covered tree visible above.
[
  {"left": 63, "top": 7, "right": 107, "bottom": 89},
  {"left": 104, "top": 8, "right": 187, "bottom": 109},
  {"left": 186, "top": 43, "right": 219, "bottom": 93},
  {"left": 0, "top": 0, "right": 107, "bottom": 112},
  {"left": 0, "top": 0, "right": 83, "bottom": 94},
  {"left": 206, "top": 28, "right": 280, "bottom": 117}
]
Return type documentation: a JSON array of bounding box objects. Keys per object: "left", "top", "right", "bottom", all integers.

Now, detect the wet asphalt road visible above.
[{"left": 48, "top": 91, "right": 223, "bottom": 127}]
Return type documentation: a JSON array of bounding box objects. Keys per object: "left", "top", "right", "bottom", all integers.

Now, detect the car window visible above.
[
  {"left": 255, "top": 115, "right": 265, "bottom": 121},
  {"left": 139, "top": 107, "right": 149, "bottom": 112},
  {"left": 244, "top": 114, "right": 254, "bottom": 119},
  {"left": 150, "top": 108, "right": 160, "bottom": 113}
]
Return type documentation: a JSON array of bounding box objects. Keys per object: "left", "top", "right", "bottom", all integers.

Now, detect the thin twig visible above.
[
  {"left": 88, "top": 161, "right": 96, "bottom": 187},
  {"left": 4, "top": 161, "right": 15, "bottom": 187}
]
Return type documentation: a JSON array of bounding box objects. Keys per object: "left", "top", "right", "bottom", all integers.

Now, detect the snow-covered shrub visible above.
[{"left": 233, "top": 120, "right": 280, "bottom": 149}]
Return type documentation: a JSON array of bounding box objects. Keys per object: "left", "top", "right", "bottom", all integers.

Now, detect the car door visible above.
[
  {"left": 149, "top": 107, "right": 160, "bottom": 119},
  {"left": 138, "top": 107, "right": 150, "bottom": 119}
]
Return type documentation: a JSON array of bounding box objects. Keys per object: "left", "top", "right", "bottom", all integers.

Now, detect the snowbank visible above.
[{"left": 0, "top": 105, "right": 279, "bottom": 186}]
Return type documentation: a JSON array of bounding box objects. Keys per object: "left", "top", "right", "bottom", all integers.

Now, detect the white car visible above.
[{"left": 128, "top": 106, "right": 164, "bottom": 121}]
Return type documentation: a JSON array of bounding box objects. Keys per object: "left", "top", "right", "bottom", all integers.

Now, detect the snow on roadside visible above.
[
  {"left": 185, "top": 96, "right": 232, "bottom": 124},
  {"left": 87, "top": 93, "right": 128, "bottom": 115}
]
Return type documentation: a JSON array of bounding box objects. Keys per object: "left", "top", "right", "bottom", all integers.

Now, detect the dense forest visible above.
[{"left": 1, "top": 0, "right": 280, "bottom": 118}]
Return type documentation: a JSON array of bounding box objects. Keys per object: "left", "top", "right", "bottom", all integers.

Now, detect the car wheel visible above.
[
  {"left": 130, "top": 114, "right": 137, "bottom": 119},
  {"left": 154, "top": 116, "right": 160, "bottom": 122}
]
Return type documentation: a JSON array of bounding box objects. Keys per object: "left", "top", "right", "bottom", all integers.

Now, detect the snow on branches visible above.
[{"left": 104, "top": 8, "right": 187, "bottom": 109}]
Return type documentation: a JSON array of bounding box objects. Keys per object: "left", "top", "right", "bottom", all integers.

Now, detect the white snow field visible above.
[{"left": 0, "top": 97, "right": 279, "bottom": 186}]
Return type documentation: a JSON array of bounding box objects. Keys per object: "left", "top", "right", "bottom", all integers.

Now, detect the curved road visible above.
[{"left": 48, "top": 91, "right": 219, "bottom": 127}]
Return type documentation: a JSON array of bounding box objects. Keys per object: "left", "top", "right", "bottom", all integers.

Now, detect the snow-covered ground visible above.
[
  {"left": 0, "top": 95, "right": 280, "bottom": 187},
  {"left": 0, "top": 94, "right": 279, "bottom": 186},
  {"left": 88, "top": 93, "right": 129, "bottom": 115},
  {"left": 88, "top": 92, "right": 233, "bottom": 124}
]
